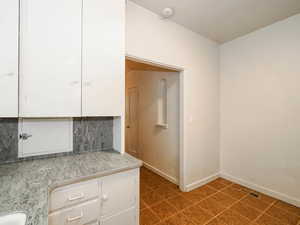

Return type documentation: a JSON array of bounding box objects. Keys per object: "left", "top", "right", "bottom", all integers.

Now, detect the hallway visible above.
[{"left": 140, "top": 167, "right": 300, "bottom": 225}]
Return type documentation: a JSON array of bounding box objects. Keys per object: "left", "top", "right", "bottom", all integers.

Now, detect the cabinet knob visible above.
[
  {"left": 19, "top": 133, "right": 33, "bottom": 140},
  {"left": 102, "top": 194, "right": 108, "bottom": 201}
]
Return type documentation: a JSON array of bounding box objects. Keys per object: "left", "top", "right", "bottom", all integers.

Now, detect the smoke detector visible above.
[{"left": 162, "top": 7, "right": 174, "bottom": 18}]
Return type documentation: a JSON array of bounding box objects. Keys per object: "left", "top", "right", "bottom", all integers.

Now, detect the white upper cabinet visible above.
[
  {"left": 82, "top": 0, "right": 125, "bottom": 116},
  {"left": 19, "top": 0, "right": 82, "bottom": 117},
  {"left": 0, "top": 0, "right": 19, "bottom": 117}
]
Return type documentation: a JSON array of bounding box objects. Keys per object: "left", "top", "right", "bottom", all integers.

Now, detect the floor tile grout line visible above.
[
  {"left": 182, "top": 183, "right": 231, "bottom": 208},
  {"left": 141, "top": 169, "right": 300, "bottom": 225},
  {"left": 228, "top": 195, "right": 279, "bottom": 219},
  {"left": 251, "top": 200, "right": 277, "bottom": 224},
  {"left": 141, "top": 178, "right": 180, "bottom": 209},
  {"left": 271, "top": 204, "right": 300, "bottom": 218},
  {"left": 216, "top": 191, "right": 285, "bottom": 225},
  {"left": 141, "top": 170, "right": 188, "bottom": 224},
  {"left": 154, "top": 178, "right": 238, "bottom": 225},
  {"left": 150, "top": 184, "right": 233, "bottom": 225},
  {"left": 142, "top": 191, "right": 182, "bottom": 210},
  {"left": 141, "top": 168, "right": 218, "bottom": 221},
  {"left": 149, "top": 200, "right": 176, "bottom": 223},
  {"left": 143, "top": 170, "right": 300, "bottom": 225},
  {"left": 206, "top": 182, "right": 282, "bottom": 224},
  {"left": 163, "top": 186, "right": 296, "bottom": 225},
  {"left": 227, "top": 197, "right": 271, "bottom": 224},
  {"left": 201, "top": 188, "right": 252, "bottom": 225},
  {"left": 151, "top": 203, "right": 196, "bottom": 225},
  {"left": 226, "top": 185, "right": 300, "bottom": 219},
  {"left": 263, "top": 205, "right": 300, "bottom": 225},
  {"left": 217, "top": 184, "right": 293, "bottom": 223},
  {"left": 151, "top": 182, "right": 235, "bottom": 225}
]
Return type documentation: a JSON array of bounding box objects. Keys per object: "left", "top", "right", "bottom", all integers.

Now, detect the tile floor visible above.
[{"left": 140, "top": 167, "right": 300, "bottom": 225}]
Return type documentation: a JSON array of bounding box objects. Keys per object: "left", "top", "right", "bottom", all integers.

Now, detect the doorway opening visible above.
[{"left": 125, "top": 57, "right": 182, "bottom": 186}]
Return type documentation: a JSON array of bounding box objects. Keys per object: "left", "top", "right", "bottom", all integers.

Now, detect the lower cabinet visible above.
[
  {"left": 101, "top": 169, "right": 137, "bottom": 218},
  {"left": 102, "top": 208, "right": 136, "bottom": 225},
  {"left": 48, "top": 169, "right": 139, "bottom": 225}
]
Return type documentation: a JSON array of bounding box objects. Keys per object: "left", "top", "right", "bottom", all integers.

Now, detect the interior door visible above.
[
  {"left": 0, "top": 0, "right": 19, "bottom": 117},
  {"left": 19, "top": 0, "right": 82, "bottom": 117},
  {"left": 126, "top": 87, "right": 139, "bottom": 158}
]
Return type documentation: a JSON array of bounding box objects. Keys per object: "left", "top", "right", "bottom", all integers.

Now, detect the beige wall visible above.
[
  {"left": 220, "top": 14, "right": 300, "bottom": 206},
  {"left": 126, "top": 70, "right": 180, "bottom": 183},
  {"left": 126, "top": 1, "right": 220, "bottom": 189}
]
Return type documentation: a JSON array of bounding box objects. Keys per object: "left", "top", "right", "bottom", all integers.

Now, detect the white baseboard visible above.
[
  {"left": 185, "top": 173, "right": 219, "bottom": 192},
  {"left": 143, "top": 161, "right": 178, "bottom": 185},
  {"left": 220, "top": 172, "right": 300, "bottom": 207}
]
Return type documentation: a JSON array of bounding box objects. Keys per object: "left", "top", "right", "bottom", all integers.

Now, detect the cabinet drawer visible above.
[
  {"left": 49, "top": 199, "right": 100, "bottom": 225},
  {"left": 101, "top": 169, "right": 138, "bottom": 218},
  {"left": 50, "top": 180, "right": 99, "bottom": 211},
  {"left": 101, "top": 208, "right": 137, "bottom": 225}
]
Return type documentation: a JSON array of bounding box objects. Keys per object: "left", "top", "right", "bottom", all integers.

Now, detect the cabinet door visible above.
[
  {"left": 19, "top": 0, "right": 82, "bottom": 117},
  {"left": 0, "top": 0, "right": 19, "bottom": 117},
  {"left": 18, "top": 118, "right": 73, "bottom": 157},
  {"left": 82, "top": 0, "right": 125, "bottom": 116},
  {"left": 102, "top": 208, "right": 137, "bottom": 225},
  {"left": 101, "top": 169, "right": 137, "bottom": 218}
]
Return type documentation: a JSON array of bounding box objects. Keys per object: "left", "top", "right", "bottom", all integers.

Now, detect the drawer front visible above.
[
  {"left": 101, "top": 169, "right": 138, "bottom": 218},
  {"left": 49, "top": 199, "right": 100, "bottom": 225},
  {"left": 101, "top": 208, "right": 137, "bottom": 225},
  {"left": 50, "top": 180, "right": 99, "bottom": 211}
]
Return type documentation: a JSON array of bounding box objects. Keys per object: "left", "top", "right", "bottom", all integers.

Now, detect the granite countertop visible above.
[{"left": 0, "top": 150, "right": 142, "bottom": 225}]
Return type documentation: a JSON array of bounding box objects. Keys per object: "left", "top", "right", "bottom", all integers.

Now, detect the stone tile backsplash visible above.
[
  {"left": 0, "top": 117, "right": 113, "bottom": 164},
  {"left": 73, "top": 117, "right": 113, "bottom": 153},
  {"left": 0, "top": 119, "right": 19, "bottom": 163}
]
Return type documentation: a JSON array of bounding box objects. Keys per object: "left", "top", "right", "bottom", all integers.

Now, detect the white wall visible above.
[
  {"left": 126, "top": 1, "right": 220, "bottom": 189},
  {"left": 126, "top": 70, "right": 180, "bottom": 183},
  {"left": 220, "top": 14, "right": 300, "bottom": 206}
]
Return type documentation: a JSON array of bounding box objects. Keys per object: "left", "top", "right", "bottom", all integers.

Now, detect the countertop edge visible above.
[{"left": 48, "top": 160, "right": 143, "bottom": 191}]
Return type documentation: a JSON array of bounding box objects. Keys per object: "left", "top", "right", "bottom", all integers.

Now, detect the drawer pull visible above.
[
  {"left": 67, "top": 212, "right": 83, "bottom": 222},
  {"left": 68, "top": 192, "right": 84, "bottom": 201}
]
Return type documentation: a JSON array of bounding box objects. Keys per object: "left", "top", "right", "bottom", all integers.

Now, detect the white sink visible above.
[{"left": 0, "top": 213, "right": 26, "bottom": 225}]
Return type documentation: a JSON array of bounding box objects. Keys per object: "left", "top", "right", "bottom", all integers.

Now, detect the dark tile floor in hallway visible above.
[{"left": 140, "top": 167, "right": 300, "bottom": 225}]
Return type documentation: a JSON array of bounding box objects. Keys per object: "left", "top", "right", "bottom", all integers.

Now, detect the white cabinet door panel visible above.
[
  {"left": 0, "top": 0, "right": 19, "bottom": 117},
  {"left": 82, "top": 0, "right": 125, "bottom": 116},
  {"left": 102, "top": 208, "right": 136, "bottom": 225},
  {"left": 19, "top": 118, "right": 73, "bottom": 157},
  {"left": 19, "top": 0, "right": 82, "bottom": 117},
  {"left": 101, "top": 170, "right": 137, "bottom": 218}
]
